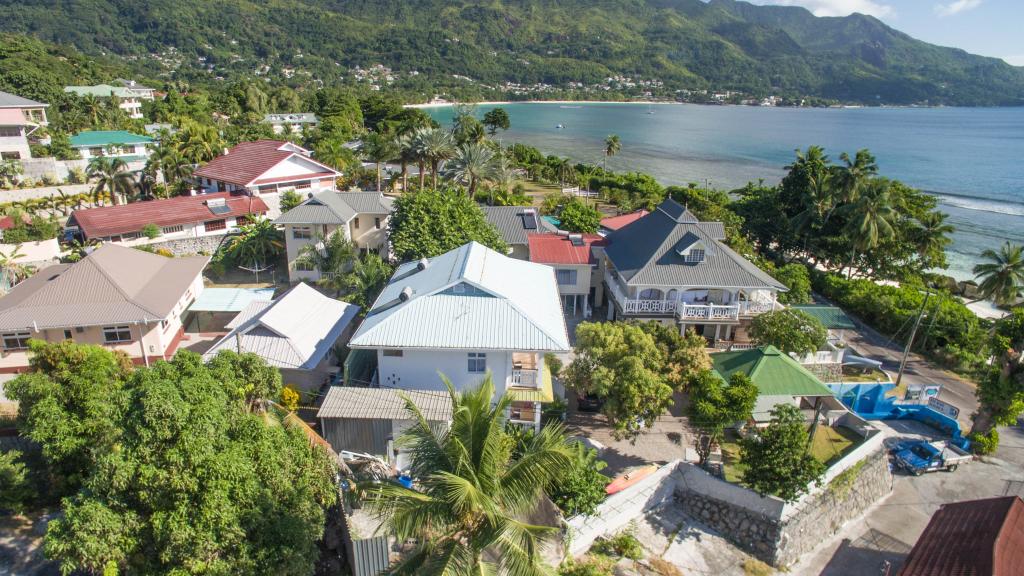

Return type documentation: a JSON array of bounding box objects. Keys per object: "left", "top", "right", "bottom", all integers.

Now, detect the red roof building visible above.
[
  {"left": 600, "top": 209, "right": 650, "bottom": 232},
  {"left": 900, "top": 496, "right": 1024, "bottom": 576},
  {"left": 68, "top": 192, "right": 268, "bottom": 241},
  {"left": 527, "top": 233, "right": 605, "bottom": 265},
  {"left": 193, "top": 140, "right": 340, "bottom": 194},
  {"left": 0, "top": 212, "right": 32, "bottom": 230}
]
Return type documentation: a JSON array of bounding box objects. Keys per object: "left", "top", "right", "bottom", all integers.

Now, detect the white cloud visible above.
[
  {"left": 747, "top": 0, "right": 894, "bottom": 18},
  {"left": 934, "top": 0, "right": 982, "bottom": 17}
]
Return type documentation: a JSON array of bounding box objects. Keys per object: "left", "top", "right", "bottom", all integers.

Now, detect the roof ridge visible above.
[{"left": 84, "top": 249, "right": 164, "bottom": 318}]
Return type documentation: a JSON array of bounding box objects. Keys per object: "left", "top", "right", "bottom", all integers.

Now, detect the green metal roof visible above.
[
  {"left": 69, "top": 130, "right": 154, "bottom": 147},
  {"left": 790, "top": 305, "right": 856, "bottom": 330},
  {"left": 188, "top": 287, "right": 277, "bottom": 313},
  {"left": 64, "top": 84, "right": 135, "bottom": 98},
  {"left": 711, "top": 345, "right": 833, "bottom": 397}
]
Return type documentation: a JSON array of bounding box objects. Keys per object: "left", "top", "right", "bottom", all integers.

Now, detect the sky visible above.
[{"left": 741, "top": 0, "right": 1024, "bottom": 66}]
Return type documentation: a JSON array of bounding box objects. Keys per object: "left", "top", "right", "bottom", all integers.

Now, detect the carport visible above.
[{"left": 184, "top": 287, "right": 276, "bottom": 333}]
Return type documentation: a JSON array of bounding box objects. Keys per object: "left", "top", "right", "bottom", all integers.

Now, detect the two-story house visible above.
[
  {"left": 64, "top": 83, "right": 154, "bottom": 119},
  {"left": 0, "top": 244, "right": 207, "bottom": 372},
  {"left": 347, "top": 241, "right": 571, "bottom": 431},
  {"left": 274, "top": 190, "right": 394, "bottom": 283},
  {"left": 0, "top": 90, "right": 48, "bottom": 161},
  {"left": 66, "top": 192, "right": 269, "bottom": 243},
  {"left": 69, "top": 130, "right": 154, "bottom": 162},
  {"left": 528, "top": 232, "right": 606, "bottom": 317},
  {"left": 601, "top": 198, "right": 786, "bottom": 346},
  {"left": 192, "top": 140, "right": 340, "bottom": 202},
  {"left": 481, "top": 206, "right": 556, "bottom": 259}
]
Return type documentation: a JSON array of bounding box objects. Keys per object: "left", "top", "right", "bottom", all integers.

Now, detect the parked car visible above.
[
  {"left": 891, "top": 440, "right": 972, "bottom": 475},
  {"left": 576, "top": 392, "right": 604, "bottom": 413}
]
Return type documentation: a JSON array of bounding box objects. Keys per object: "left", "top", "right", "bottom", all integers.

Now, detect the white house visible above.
[
  {"left": 347, "top": 241, "right": 571, "bottom": 430},
  {"left": 264, "top": 113, "right": 319, "bottom": 134},
  {"left": 68, "top": 130, "right": 154, "bottom": 162},
  {"left": 64, "top": 82, "right": 155, "bottom": 119},
  {"left": 204, "top": 283, "right": 360, "bottom": 392},
  {"left": 192, "top": 140, "right": 340, "bottom": 197},
  {"left": 274, "top": 190, "right": 394, "bottom": 282},
  {"left": 601, "top": 198, "right": 787, "bottom": 346},
  {"left": 0, "top": 90, "right": 48, "bottom": 161}
]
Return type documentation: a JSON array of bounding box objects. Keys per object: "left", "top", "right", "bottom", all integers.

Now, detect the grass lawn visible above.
[
  {"left": 809, "top": 425, "right": 861, "bottom": 465},
  {"left": 720, "top": 440, "right": 748, "bottom": 484}
]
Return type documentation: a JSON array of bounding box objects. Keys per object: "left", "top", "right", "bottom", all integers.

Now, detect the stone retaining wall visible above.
[{"left": 145, "top": 234, "right": 227, "bottom": 256}]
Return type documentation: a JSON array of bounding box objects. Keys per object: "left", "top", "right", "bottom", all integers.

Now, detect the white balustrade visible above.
[{"left": 511, "top": 369, "right": 538, "bottom": 387}]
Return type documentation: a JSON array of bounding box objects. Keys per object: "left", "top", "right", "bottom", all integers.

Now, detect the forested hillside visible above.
[{"left": 0, "top": 0, "right": 1022, "bottom": 105}]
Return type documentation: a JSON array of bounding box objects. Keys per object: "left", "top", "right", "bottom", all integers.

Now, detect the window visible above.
[
  {"left": 294, "top": 260, "right": 315, "bottom": 272},
  {"left": 259, "top": 184, "right": 278, "bottom": 194},
  {"left": 161, "top": 225, "right": 184, "bottom": 234},
  {"left": 685, "top": 249, "right": 705, "bottom": 263},
  {"left": 468, "top": 352, "right": 487, "bottom": 373},
  {"left": 204, "top": 219, "right": 226, "bottom": 232},
  {"left": 292, "top": 226, "right": 312, "bottom": 239},
  {"left": 383, "top": 349, "right": 404, "bottom": 357},
  {"left": 638, "top": 288, "right": 663, "bottom": 300},
  {"left": 555, "top": 269, "right": 578, "bottom": 286},
  {"left": 295, "top": 181, "right": 311, "bottom": 190},
  {"left": 0, "top": 151, "right": 20, "bottom": 160},
  {"left": 89, "top": 147, "right": 104, "bottom": 157},
  {"left": 102, "top": 325, "right": 132, "bottom": 344},
  {"left": 374, "top": 217, "right": 381, "bottom": 229},
  {"left": 353, "top": 217, "right": 360, "bottom": 228},
  {"left": 0, "top": 126, "right": 22, "bottom": 137},
  {"left": 2, "top": 332, "right": 31, "bottom": 350},
  {"left": 235, "top": 215, "right": 251, "bottom": 227},
  {"left": 64, "top": 329, "right": 73, "bottom": 340}
]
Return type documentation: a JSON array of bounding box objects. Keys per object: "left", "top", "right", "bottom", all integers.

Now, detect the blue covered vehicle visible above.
[{"left": 891, "top": 440, "right": 972, "bottom": 475}]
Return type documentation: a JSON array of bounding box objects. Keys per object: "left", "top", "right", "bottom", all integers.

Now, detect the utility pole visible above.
[{"left": 895, "top": 290, "right": 932, "bottom": 388}]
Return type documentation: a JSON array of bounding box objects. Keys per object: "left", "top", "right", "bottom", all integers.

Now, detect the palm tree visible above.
[
  {"left": 360, "top": 133, "right": 400, "bottom": 193},
  {"left": 178, "top": 121, "right": 223, "bottom": 164},
  {"left": 149, "top": 141, "right": 192, "bottom": 188},
  {"left": 416, "top": 128, "right": 456, "bottom": 189},
  {"left": 87, "top": 156, "right": 135, "bottom": 206},
  {"left": 446, "top": 143, "right": 496, "bottom": 199},
  {"left": 80, "top": 94, "right": 104, "bottom": 127},
  {"left": 841, "top": 179, "right": 896, "bottom": 278},
  {"left": 603, "top": 134, "right": 621, "bottom": 171},
  {"left": 393, "top": 132, "right": 417, "bottom": 193},
  {"left": 913, "top": 211, "right": 954, "bottom": 267},
  {"left": 409, "top": 128, "right": 432, "bottom": 190},
  {"left": 225, "top": 217, "right": 285, "bottom": 273},
  {"left": 786, "top": 146, "right": 834, "bottom": 248},
  {"left": 296, "top": 231, "right": 357, "bottom": 296},
  {"left": 343, "top": 253, "right": 394, "bottom": 308},
  {"left": 315, "top": 140, "right": 353, "bottom": 172},
  {"left": 367, "top": 376, "right": 571, "bottom": 575},
  {"left": 490, "top": 152, "right": 518, "bottom": 205},
  {"left": 831, "top": 149, "right": 878, "bottom": 206},
  {"left": 973, "top": 243, "right": 1024, "bottom": 306},
  {"left": 0, "top": 245, "right": 36, "bottom": 288}
]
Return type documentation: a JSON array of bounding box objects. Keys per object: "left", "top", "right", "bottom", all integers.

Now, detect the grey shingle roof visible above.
[
  {"left": 0, "top": 90, "right": 47, "bottom": 108},
  {"left": 274, "top": 191, "right": 394, "bottom": 225},
  {"left": 481, "top": 206, "right": 555, "bottom": 246},
  {"left": 0, "top": 244, "right": 208, "bottom": 330},
  {"left": 604, "top": 198, "right": 785, "bottom": 290},
  {"left": 317, "top": 387, "right": 453, "bottom": 421}
]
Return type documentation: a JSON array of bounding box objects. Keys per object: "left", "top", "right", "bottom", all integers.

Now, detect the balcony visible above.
[{"left": 511, "top": 368, "right": 538, "bottom": 387}]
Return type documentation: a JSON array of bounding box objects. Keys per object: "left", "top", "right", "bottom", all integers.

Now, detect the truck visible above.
[{"left": 891, "top": 440, "right": 972, "bottom": 475}]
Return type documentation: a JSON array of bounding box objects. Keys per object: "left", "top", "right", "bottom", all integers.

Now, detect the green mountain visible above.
[{"left": 1, "top": 0, "right": 1021, "bottom": 106}]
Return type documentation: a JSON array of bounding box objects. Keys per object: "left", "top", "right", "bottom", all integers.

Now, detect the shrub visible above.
[
  {"left": 591, "top": 528, "right": 644, "bottom": 560},
  {"left": 558, "top": 555, "right": 615, "bottom": 576},
  {"left": 558, "top": 198, "right": 601, "bottom": 233},
  {"left": 141, "top": 223, "right": 161, "bottom": 239},
  {"left": 67, "top": 167, "right": 87, "bottom": 184},
  {"left": 970, "top": 428, "right": 999, "bottom": 455},
  {"left": 545, "top": 352, "right": 563, "bottom": 378},
  {"left": 280, "top": 189, "right": 304, "bottom": 212},
  {"left": 155, "top": 248, "right": 174, "bottom": 258},
  {"left": 773, "top": 263, "right": 812, "bottom": 304},
  {"left": 281, "top": 385, "right": 301, "bottom": 412},
  {"left": 40, "top": 173, "right": 60, "bottom": 186},
  {"left": 0, "top": 450, "right": 33, "bottom": 513},
  {"left": 648, "top": 558, "right": 685, "bottom": 576},
  {"left": 743, "top": 558, "right": 774, "bottom": 576}
]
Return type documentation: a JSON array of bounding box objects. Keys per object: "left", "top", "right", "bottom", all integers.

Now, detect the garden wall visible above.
[{"left": 0, "top": 239, "right": 61, "bottom": 264}]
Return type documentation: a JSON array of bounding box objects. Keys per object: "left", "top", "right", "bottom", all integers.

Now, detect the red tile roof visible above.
[
  {"left": 900, "top": 496, "right": 1024, "bottom": 576},
  {"left": 0, "top": 213, "right": 32, "bottom": 230},
  {"left": 192, "top": 140, "right": 338, "bottom": 187},
  {"left": 69, "top": 193, "right": 268, "bottom": 239},
  {"left": 600, "top": 209, "right": 650, "bottom": 231},
  {"left": 528, "top": 233, "right": 605, "bottom": 265}
]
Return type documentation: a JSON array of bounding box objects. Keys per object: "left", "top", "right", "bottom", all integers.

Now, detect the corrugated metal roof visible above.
[
  {"left": 193, "top": 140, "right": 339, "bottom": 187},
  {"left": 0, "top": 244, "right": 208, "bottom": 330},
  {"left": 69, "top": 192, "right": 268, "bottom": 239},
  {"left": 528, "top": 233, "right": 604, "bottom": 265},
  {"left": 0, "top": 90, "right": 47, "bottom": 108},
  {"left": 69, "top": 130, "right": 153, "bottom": 147},
  {"left": 274, "top": 191, "right": 393, "bottom": 225},
  {"left": 204, "top": 283, "right": 359, "bottom": 370},
  {"left": 317, "top": 386, "right": 453, "bottom": 421},
  {"left": 600, "top": 209, "right": 649, "bottom": 231},
  {"left": 264, "top": 113, "right": 318, "bottom": 124},
  {"left": 711, "top": 346, "right": 833, "bottom": 397},
  {"left": 790, "top": 305, "right": 856, "bottom": 330},
  {"left": 604, "top": 198, "right": 784, "bottom": 290},
  {"left": 900, "top": 496, "right": 1024, "bottom": 576},
  {"left": 188, "top": 287, "right": 276, "bottom": 313},
  {"left": 481, "top": 206, "right": 556, "bottom": 246},
  {"left": 350, "top": 242, "right": 570, "bottom": 351}
]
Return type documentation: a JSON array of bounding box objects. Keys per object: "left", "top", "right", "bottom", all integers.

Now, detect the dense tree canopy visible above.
[
  {"left": 741, "top": 404, "right": 825, "bottom": 502},
  {"left": 388, "top": 188, "right": 507, "bottom": 261},
  {"left": 749, "top": 309, "right": 828, "bottom": 356},
  {"left": 687, "top": 371, "right": 758, "bottom": 466}
]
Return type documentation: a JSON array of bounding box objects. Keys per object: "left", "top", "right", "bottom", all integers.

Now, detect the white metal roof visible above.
[
  {"left": 349, "top": 241, "right": 570, "bottom": 351},
  {"left": 204, "top": 283, "right": 360, "bottom": 370},
  {"left": 317, "top": 387, "right": 453, "bottom": 421}
]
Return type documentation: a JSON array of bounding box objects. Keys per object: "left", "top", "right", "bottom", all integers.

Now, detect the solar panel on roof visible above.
[
  {"left": 522, "top": 211, "right": 538, "bottom": 230},
  {"left": 208, "top": 204, "right": 231, "bottom": 215}
]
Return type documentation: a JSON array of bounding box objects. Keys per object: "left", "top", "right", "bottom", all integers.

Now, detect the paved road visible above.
[{"left": 838, "top": 309, "right": 979, "bottom": 428}]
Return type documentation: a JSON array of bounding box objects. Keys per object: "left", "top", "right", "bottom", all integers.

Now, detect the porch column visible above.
[
  {"left": 534, "top": 401, "right": 542, "bottom": 432},
  {"left": 714, "top": 324, "right": 721, "bottom": 346},
  {"left": 607, "top": 302, "right": 615, "bottom": 321}
]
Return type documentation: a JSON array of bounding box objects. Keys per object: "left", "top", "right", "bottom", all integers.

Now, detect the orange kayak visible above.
[{"left": 604, "top": 464, "right": 658, "bottom": 495}]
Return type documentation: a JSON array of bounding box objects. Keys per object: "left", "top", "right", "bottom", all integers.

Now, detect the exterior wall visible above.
[
  {"left": 0, "top": 272, "right": 201, "bottom": 371},
  {"left": 284, "top": 222, "right": 346, "bottom": 282},
  {"left": 508, "top": 244, "right": 530, "bottom": 260},
  {"left": 550, "top": 263, "right": 592, "bottom": 296},
  {"left": 375, "top": 347, "right": 514, "bottom": 397},
  {"left": 349, "top": 213, "right": 389, "bottom": 252},
  {"left": 0, "top": 127, "right": 31, "bottom": 160},
  {"left": 91, "top": 215, "right": 250, "bottom": 244},
  {"left": 74, "top": 143, "right": 151, "bottom": 161}
]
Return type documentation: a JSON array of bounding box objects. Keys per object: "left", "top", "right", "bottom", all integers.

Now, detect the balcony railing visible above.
[
  {"left": 623, "top": 298, "right": 678, "bottom": 315},
  {"left": 511, "top": 369, "right": 539, "bottom": 387},
  {"left": 678, "top": 303, "right": 740, "bottom": 320}
]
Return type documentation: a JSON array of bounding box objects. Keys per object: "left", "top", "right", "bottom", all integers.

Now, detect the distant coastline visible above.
[{"left": 405, "top": 100, "right": 682, "bottom": 109}]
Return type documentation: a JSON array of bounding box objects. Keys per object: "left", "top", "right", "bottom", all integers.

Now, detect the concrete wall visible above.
[
  {"left": 376, "top": 348, "right": 513, "bottom": 396},
  {"left": 0, "top": 183, "right": 92, "bottom": 202},
  {"left": 0, "top": 238, "right": 60, "bottom": 264}
]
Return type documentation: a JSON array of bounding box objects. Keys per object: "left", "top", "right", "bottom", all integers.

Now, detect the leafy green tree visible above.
[
  {"left": 740, "top": 404, "right": 825, "bottom": 502},
  {"left": 749, "top": 309, "right": 827, "bottom": 356},
  {"left": 549, "top": 442, "right": 608, "bottom": 517},
  {"left": 483, "top": 107, "right": 511, "bottom": 136},
  {"left": 87, "top": 156, "right": 135, "bottom": 206},
  {"left": 296, "top": 231, "right": 357, "bottom": 295},
  {"left": 388, "top": 188, "right": 506, "bottom": 261},
  {"left": 972, "top": 242, "right": 1024, "bottom": 306},
  {"left": 446, "top": 142, "right": 496, "bottom": 198},
  {"left": 368, "top": 376, "right": 571, "bottom": 575},
  {"left": 970, "top": 309, "right": 1024, "bottom": 439},
  {"left": 205, "top": 349, "right": 284, "bottom": 409},
  {"left": 279, "top": 189, "right": 304, "bottom": 213},
  {"left": 563, "top": 322, "right": 673, "bottom": 439},
  {"left": 634, "top": 322, "right": 711, "bottom": 390},
  {"left": 343, "top": 252, "right": 394, "bottom": 309},
  {"left": 0, "top": 450, "right": 32, "bottom": 512},
  {"left": 558, "top": 197, "right": 601, "bottom": 233},
  {"left": 4, "top": 341, "right": 133, "bottom": 495},
  {"left": 687, "top": 371, "right": 758, "bottom": 466},
  {"left": 43, "top": 350, "right": 338, "bottom": 576},
  {"left": 224, "top": 216, "right": 285, "bottom": 269},
  {"left": 772, "top": 263, "right": 812, "bottom": 305}
]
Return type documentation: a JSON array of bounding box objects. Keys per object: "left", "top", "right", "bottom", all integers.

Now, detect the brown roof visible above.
[
  {"left": 192, "top": 140, "right": 339, "bottom": 187},
  {"left": 900, "top": 496, "right": 1024, "bottom": 576},
  {"left": 0, "top": 244, "right": 208, "bottom": 330},
  {"left": 68, "top": 192, "right": 268, "bottom": 239},
  {"left": 527, "top": 233, "right": 605, "bottom": 265}
]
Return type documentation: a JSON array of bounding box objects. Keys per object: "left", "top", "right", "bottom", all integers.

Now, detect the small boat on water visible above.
[
  {"left": 605, "top": 464, "right": 658, "bottom": 495},
  {"left": 555, "top": 123, "right": 565, "bottom": 129}
]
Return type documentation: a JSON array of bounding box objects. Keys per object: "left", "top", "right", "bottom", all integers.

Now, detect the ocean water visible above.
[{"left": 427, "top": 103, "right": 1024, "bottom": 281}]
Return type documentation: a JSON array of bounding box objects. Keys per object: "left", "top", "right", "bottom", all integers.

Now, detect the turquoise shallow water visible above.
[{"left": 428, "top": 102, "right": 1024, "bottom": 281}]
